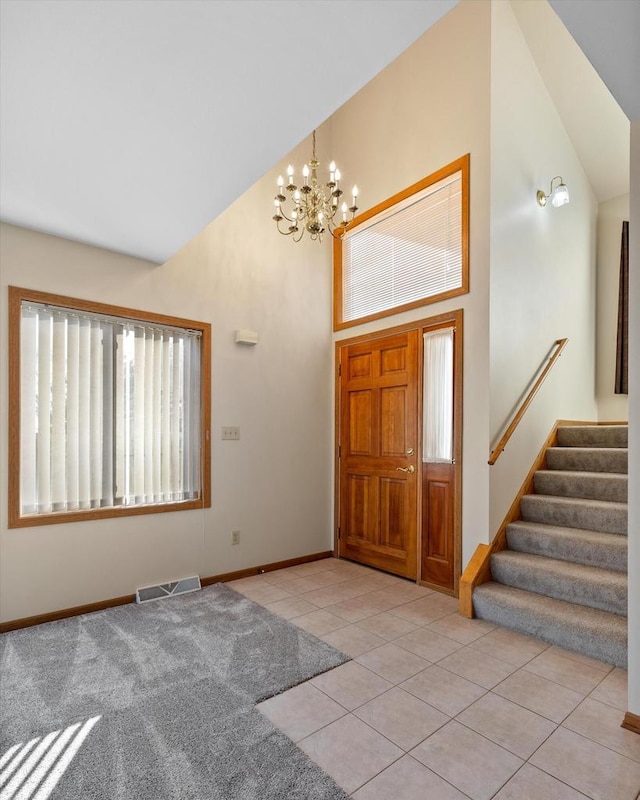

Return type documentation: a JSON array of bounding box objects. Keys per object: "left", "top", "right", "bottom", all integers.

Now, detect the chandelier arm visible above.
[
  {"left": 328, "top": 225, "right": 347, "bottom": 241},
  {"left": 275, "top": 221, "right": 294, "bottom": 236},
  {"left": 277, "top": 207, "right": 296, "bottom": 223}
]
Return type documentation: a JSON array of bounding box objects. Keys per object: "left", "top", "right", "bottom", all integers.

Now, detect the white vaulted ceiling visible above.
[
  {"left": 0, "top": 0, "right": 458, "bottom": 263},
  {"left": 1, "top": 1, "right": 637, "bottom": 265}
]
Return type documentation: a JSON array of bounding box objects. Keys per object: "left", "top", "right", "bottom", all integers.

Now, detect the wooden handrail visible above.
[{"left": 488, "top": 338, "right": 568, "bottom": 465}]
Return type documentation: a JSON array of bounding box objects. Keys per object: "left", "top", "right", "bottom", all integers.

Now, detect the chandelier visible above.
[{"left": 272, "top": 130, "right": 359, "bottom": 242}]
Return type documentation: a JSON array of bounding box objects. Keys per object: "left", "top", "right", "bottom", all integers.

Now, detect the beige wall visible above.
[
  {"left": 329, "top": 0, "right": 492, "bottom": 567},
  {"left": 0, "top": 144, "right": 334, "bottom": 621},
  {"left": 2, "top": 0, "right": 629, "bottom": 626},
  {"left": 596, "top": 193, "right": 630, "bottom": 421},
  {"left": 488, "top": 0, "right": 599, "bottom": 533}
]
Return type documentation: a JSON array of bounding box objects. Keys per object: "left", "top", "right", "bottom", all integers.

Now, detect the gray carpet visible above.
[
  {"left": 475, "top": 424, "right": 628, "bottom": 668},
  {"left": 0, "top": 584, "right": 350, "bottom": 799}
]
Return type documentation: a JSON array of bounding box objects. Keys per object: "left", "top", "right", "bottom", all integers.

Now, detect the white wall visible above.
[
  {"left": 596, "top": 193, "right": 630, "bottom": 421},
  {"left": 329, "top": 0, "right": 492, "bottom": 568},
  {"left": 488, "top": 0, "right": 598, "bottom": 533},
  {"left": 627, "top": 119, "right": 639, "bottom": 717},
  {"left": 0, "top": 138, "right": 334, "bottom": 622}
]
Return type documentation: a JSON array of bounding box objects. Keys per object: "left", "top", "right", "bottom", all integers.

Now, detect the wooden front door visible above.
[{"left": 338, "top": 330, "right": 419, "bottom": 578}]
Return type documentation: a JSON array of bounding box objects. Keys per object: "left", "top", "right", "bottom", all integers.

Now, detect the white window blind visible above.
[
  {"left": 423, "top": 327, "right": 454, "bottom": 463},
  {"left": 20, "top": 302, "right": 202, "bottom": 515},
  {"left": 342, "top": 171, "right": 462, "bottom": 323}
]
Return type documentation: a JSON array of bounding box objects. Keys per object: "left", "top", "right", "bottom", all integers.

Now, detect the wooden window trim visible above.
[
  {"left": 8, "top": 286, "right": 211, "bottom": 528},
  {"left": 333, "top": 154, "right": 470, "bottom": 331}
]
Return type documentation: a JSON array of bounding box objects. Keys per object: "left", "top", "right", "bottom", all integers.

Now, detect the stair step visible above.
[
  {"left": 546, "top": 446, "right": 628, "bottom": 474},
  {"left": 491, "top": 551, "right": 627, "bottom": 616},
  {"left": 506, "top": 520, "right": 627, "bottom": 572},
  {"left": 473, "top": 582, "right": 627, "bottom": 668},
  {"left": 520, "top": 494, "right": 627, "bottom": 535},
  {"left": 533, "top": 470, "right": 627, "bottom": 503},
  {"left": 557, "top": 425, "right": 628, "bottom": 448}
]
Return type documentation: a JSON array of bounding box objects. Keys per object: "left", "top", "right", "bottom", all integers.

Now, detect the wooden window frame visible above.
[
  {"left": 8, "top": 286, "right": 211, "bottom": 528},
  {"left": 333, "top": 154, "right": 470, "bottom": 331}
]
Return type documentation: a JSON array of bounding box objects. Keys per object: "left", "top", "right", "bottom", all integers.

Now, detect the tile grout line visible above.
[
  {"left": 558, "top": 716, "right": 640, "bottom": 765},
  {"left": 251, "top": 562, "right": 631, "bottom": 798}
]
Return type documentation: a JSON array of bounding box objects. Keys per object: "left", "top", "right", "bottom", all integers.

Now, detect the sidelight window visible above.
[{"left": 423, "top": 326, "right": 454, "bottom": 462}]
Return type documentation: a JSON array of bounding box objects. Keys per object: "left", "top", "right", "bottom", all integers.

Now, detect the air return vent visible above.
[{"left": 136, "top": 576, "right": 201, "bottom": 604}]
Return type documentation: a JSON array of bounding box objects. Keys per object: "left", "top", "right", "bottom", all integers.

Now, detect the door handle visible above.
[
  {"left": 396, "top": 465, "right": 415, "bottom": 474},
  {"left": 406, "top": 447, "right": 415, "bottom": 456}
]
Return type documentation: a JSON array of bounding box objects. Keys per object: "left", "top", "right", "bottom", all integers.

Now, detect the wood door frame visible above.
[{"left": 334, "top": 309, "right": 463, "bottom": 595}]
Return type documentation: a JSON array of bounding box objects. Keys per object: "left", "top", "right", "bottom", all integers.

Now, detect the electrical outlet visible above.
[
  {"left": 222, "top": 426, "right": 240, "bottom": 440},
  {"left": 231, "top": 530, "right": 240, "bottom": 546}
]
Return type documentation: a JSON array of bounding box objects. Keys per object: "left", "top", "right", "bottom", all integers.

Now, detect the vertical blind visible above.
[
  {"left": 342, "top": 171, "right": 462, "bottom": 323},
  {"left": 20, "top": 302, "right": 202, "bottom": 515},
  {"left": 423, "top": 327, "right": 454, "bottom": 462}
]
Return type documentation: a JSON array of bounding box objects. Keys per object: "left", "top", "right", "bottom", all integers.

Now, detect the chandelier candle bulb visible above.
[{"left": 286, "top": 165, "right": 295, "bottom": 191}]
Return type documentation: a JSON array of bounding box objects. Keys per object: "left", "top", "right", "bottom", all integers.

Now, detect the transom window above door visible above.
[{"left": 333, "top": 154, "right": 469, "bottom": 330}]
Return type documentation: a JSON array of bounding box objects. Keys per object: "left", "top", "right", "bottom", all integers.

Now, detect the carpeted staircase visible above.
[{"left": 474, "top": 424, "right": 628, "bottom": 668}]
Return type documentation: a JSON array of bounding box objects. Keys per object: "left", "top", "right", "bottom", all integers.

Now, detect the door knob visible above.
[
  {"left": 396, "top": 465, "right": 415, "bottom": 474},
  {"left": 406, "top": 447, "right": 415, "bottom": 456}
]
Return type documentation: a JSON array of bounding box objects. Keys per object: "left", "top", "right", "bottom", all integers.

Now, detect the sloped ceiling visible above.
[
  {"left": 2, "top": 1, "right": 636, "bottom": 264},
  {"left": 0, "top": 0, "right": 458, "bottom": 263},
  {"left": 548, "top": 0, "right": 640, "bottom": 122},
  {"left": 511, "top": 0, "right": 629, "bottom": 203}
]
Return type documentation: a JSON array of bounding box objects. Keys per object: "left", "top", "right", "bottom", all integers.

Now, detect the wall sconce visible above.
[{"left": 537, "top": 176, "right": 570, "bottom": 208}]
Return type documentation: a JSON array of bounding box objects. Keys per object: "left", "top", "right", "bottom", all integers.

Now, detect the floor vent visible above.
[{"left": 136, "top": 576, "right": 201, "bottom": 604}]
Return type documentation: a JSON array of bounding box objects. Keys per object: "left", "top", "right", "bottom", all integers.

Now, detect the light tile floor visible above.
[{"left": 226, "top": 557, "right": 640, "bottom": 800}]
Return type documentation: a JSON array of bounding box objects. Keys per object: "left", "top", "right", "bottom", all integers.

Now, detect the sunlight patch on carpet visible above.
[{"left": 0, "top": 716, "right": 100, "bottom": 800}]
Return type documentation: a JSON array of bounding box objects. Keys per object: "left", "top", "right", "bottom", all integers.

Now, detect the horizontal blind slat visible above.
[{"left": 342, "top": 170, "right": 463, "bottom": 322}]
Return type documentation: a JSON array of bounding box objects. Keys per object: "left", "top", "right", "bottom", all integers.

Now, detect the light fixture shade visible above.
[
  {"left": 537, "top": 176, "right": 570, "bottom": 209},
  {"left": 551, "top": 182, "right": 570, "bottom": 207}
]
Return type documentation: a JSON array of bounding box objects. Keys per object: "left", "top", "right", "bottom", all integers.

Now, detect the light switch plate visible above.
[{"left": 222, "top": 426, "right": 240, "bottom": 440}]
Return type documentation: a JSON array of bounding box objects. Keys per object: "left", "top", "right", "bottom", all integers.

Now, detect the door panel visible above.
[
  {"left": 379, "top": 477, "right": 407, "bottom": 550},
  {"left": 348, "top": 351, "right": 373, "bottom": 380},
  {"left": 349, "top": 391, "right": 374, "bottom": 455},
  {"left": 380, "top": 387, "right": 407, "bottom": 456},
  {"left": 339, "top": 330, "right": 418, "bottom": 578},
  {"left": 346, "top": 473, "right": 375, "bottom": 542},
  {"left": 421, "top": 461, "right": 455, "bottom": 590},
  {"left": 380, "top": 345, "right": 406, "bottom": 375}
]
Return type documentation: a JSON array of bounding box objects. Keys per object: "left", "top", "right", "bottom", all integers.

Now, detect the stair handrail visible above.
[{"left": 488, "top": 338, "right": 569, "bottom": 466}]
